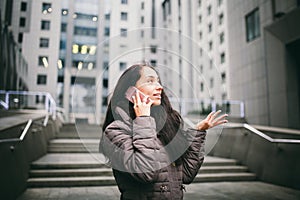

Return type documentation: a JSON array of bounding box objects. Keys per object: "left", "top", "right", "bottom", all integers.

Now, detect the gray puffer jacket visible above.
[{"left": 100, "top": 107, "right": 206, "bottom": 200}]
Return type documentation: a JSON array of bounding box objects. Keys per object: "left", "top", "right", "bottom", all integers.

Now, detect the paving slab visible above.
[{"left": 17, "top": 181, "right": 300, "bottom": 200}]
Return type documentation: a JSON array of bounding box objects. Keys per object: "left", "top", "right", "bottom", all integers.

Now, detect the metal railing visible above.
[
  {"left": 184, "top": 117, "right": 300, "bottom": 144},
  {"left": 0, "top": 119, "right": 32, "bottom": 144},
  {"left": 0, "top": 90, "right": 57, "bottom": 120}
]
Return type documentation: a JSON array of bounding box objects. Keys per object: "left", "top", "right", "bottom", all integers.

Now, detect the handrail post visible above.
[
  {"left": 5, "top": 92, "right": 9, "bottom": 109},
  {"left": 240, "top": 101, "right": 245, "bottom": 118}
]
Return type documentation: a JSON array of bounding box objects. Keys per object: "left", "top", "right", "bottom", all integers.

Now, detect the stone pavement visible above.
[{"left": 17, "top": 181, "right": 300, "bottom": 200}]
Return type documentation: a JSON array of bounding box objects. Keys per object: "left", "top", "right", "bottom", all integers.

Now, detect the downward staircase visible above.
[{"left": 27, "top": 124, "right": 256, "bottom": 187}]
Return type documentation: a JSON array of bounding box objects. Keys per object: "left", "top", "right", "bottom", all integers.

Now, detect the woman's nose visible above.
[{"left": 155, "top": 82, "right": 163, "bottom": 90}]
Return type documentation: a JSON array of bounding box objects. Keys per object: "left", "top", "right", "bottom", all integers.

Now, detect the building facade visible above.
[{"left": 227, "top": 0, "right": 300, "bottom": 128}]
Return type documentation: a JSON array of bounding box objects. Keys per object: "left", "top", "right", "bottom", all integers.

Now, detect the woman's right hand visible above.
[{"left": 132, "top": 90, "right": 153, "bottom": 117}]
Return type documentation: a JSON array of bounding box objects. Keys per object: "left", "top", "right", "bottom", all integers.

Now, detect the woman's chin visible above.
[{"left": 152, "top": 100, "right": 161, "bottom": 106}]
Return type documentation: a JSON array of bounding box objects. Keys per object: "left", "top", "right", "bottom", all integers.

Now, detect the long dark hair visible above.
[{"left": 100, "top": 63, "right": 184, "bottom": 165}]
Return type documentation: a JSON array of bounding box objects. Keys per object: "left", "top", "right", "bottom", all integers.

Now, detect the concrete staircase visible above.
[{"left": 27, "top": 124, "right": 256, "bottom": 187}]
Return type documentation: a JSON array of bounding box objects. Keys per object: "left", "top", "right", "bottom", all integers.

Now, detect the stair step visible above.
[
  {"left": 193, "top": 172, "right": 256, "bottom": 183},
  {"left": 29, "top": 165, "right": 248, "bottom": 178},
  {"left": 30, "top": 168, "right": 113, "bottom": 177},
  {"left": 27, "top": 176, "right": 116, "bottom": 187},
  {"left": 27, "top": 172, "right": 256, "bottom": 187}
]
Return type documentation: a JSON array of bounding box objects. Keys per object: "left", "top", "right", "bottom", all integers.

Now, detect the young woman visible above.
[{"left": 100, "top": 63, "right": 228, "bottom": 200}]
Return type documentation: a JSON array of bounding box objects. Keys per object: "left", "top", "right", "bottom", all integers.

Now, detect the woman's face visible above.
[{"left": 135, "top": 67, "right": 163, "bottom": 106}]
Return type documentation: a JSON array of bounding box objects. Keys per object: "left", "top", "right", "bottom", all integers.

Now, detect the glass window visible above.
[
  {"left": 199, "top": 31, "right": 202, "bottom": 40},
  {"left": 218, "top": 0, "right": 223, "bottom": 6},
  {"left": 199, "top": 15, "right": 202, "bottom": 23},
  {"left": 210, "top": 78, "right": 214, "bottom": 88},
  {"left": 18, "top": 33, "right": 23, "bottom": 43},
  {"left": 38, "top": 56, "right": 48, "bottom": 67},
  {"left": 245, "top": 8, "right": 260, "bottom": 42},
  {"left": 105, "top": 14, "right": 110, "bottom": 20},
  {"left": 74, "top": 26, "right": 97, "bottom": 37},
  {"left": 37, "top": 75, "right": 47, "bottom": 85},
  {"left": 119, "top": 62, "right": 127, "bottom": 70},
  {"left": 198, "top": 0, "right": 201, "bottom": 7},
  {"left": 120, "top": 28, "right": 127, "bottom": 37},
  {"left": 209, "top": 41, "right": 213, "bottom": 51},
  {"left": 221, "top": 72, "right": 226, "bottom": 83},
  {"left": 220, "top": 52, "right": 225, "bottom": 64},
  {"left": 61, "top": 23, "right": 67, "bottom": 32},
  {"left": 121, "top": 12, "right": 128, "bottom": 20},
  {"left": 40, "top": 38, "right": 49, "bottom": 48},
  {"left": 121, "top": 0, "right": 128, "bottom": 4},
  {"left": 219, "top": 13, "right": 224, "bottom": 25},
  {"left": 219, "top": 32, "right": 224, "bottom": 44},
  {"left": 60, "top": 40, "right": 66, "bottom": 50},
  {"left": 62, "top": 9, "right": 68, "bottom": 16},
  {"left": 200, "top": 82, "right": 204, "bottom": 91},
  {"left": 104, "top": 27, "right": 110, "bottom": 36},
  {"left": 21, "top": 2, "right": 27, "bottom": 11},
  {"left": 42, "top": 3, "right": 52, "bottom": 14},
  {"left": 150, "top": 45, "right": 157, "bottom": 53},
  {"left": 141, "top": 16, "right": 144, "bottom": 23},
  {"left": 41, "top": 20, "right": 50, "bottom": 30},
  {"left": 141, "top": 2, "right": 144, "bottom": 9},
  {"left": 208, "top": 23, "right": 212, "bottom": 33},
  {"left": 19, "top": 17, "right": 26, "bottom": 27},
  {"left": 150, "top": 60, "right": 157, "bottom": 66},
  {"left": 207, "top": 5, "right": 211, "bottom": 15}
]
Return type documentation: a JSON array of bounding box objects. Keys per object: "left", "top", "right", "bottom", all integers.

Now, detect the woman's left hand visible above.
[{"left": 196, "top": 110, "right": 228, "bottom": 131}]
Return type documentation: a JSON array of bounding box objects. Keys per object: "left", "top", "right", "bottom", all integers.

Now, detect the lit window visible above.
[
  {"left": 81, "top": 45, "right": 88, "bottom": 54},
  {"left": 38, "top": 56, "right": 48, "bottom": 67},
  {"left": 246, "top": 8, "right": 260, "bottom": 42},
  {"left": 78, "top": 62, "right": 83, "bottom": 70},
  {"left": 89, "top": 46, "right": 97, "bottom": 55},
  {"left": 62, "top": 9, "right": 68, "bottom": 15},
  {"left": 72, "top": 44, "right": 79, "bottom": 54},
  {"left": 42, "top": 3, "right": 52, "bottom": 14},
  {"left": 88, "top": 63, "right": 94, "bottom": 70}
]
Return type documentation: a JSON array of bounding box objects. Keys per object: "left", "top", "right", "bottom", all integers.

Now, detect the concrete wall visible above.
[
  {"left": 0, "top": 117, "right": 60, "bottom": 200},
  {"left": 208, "top": 126, "right": 300, "bottom": 189}
]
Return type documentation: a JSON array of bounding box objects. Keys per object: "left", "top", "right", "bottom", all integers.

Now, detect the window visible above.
[
  {"left": 121, "top": 0, "right": 128, "bottom": 4},
  {"left": 207, "top": 5, "right": 211, "bottom": 15},
  {"left": 42, "top": 3, "right": 52, "bottom": 14},
  {"left": 219, "top": 13, "right": 224, "bottom": 25},
  {"left": 62, "top": 9, "right": 68, "bottom": 15},
  {"left": 40, "top": 38, "right": 49, "bottom": 48},
  {"left": 119, "top": 62, "right": 127, "bottom": 70},
  {"left": 104, "top": 27, "right": 110, "bottom": 36},
  {"left": 208, "top": 23, "right": 212, "bottom": 33},
  {"left": 219, "top": 32, "right": 224, "bottom": 44},
  {"left": 141, "top": 30, "right": 144, "bottom": 38},
  {"left": 60, "top": 40, "right": 66, "bottom": 50},
  {"left": 150, "top": 45, "right": 157, "bottom": 53},
  {"left": 199, "top": 31, "right": 202, "bottom": 40},
  {"left": 221, "top": 72, "right": 226, "bottom": 83},
  {"left": 18, "top": 33, "right": 23, "bottom": 43},
  {"left": 61, "top": 23, "right": 67, "bottom": 32},
  {"left": 121, "top": 12, "right": 128, "bottom": 20},
  {"left": 200, "top": 82, "right": 204, "bottom": 92},
  {"left": 218, "top": 0, "right": 223, "bottom": 6},
  {"left": 198, "top": 0, "right": 201, "bottom": 7},
  {"left": 210, "top": 78, "right": 214, "bottom": 88},
  {"left": 41, "top": 20, "right": 50, "bottom": 30},
  {"left": 141, "top": 2, "right": 144, "bottom": 9},
  {"left": 200, "top": 48, "right": 203, "bottom": 57},
  {"left": 20, "top": 2, "right": 27, "bottom": 11},
  {"left": 210, "top": 59, "right": 213, "bottom": 69},
  {"left": 141, "top": 16, "right": 144, "bottom": 23},
  {"left": 19, "top": 17, "right": 26, "bottom": 27},
  {"left": 38, "top": 56, "right": 48, "bottom": 67},
  {"left": 150, "top": 60, "right": 157, "bottom": 66},
  {"left": 209, "top": 41, "right": 213, "bottom": 51},
  {"left": 105, "top": 14, "right": 110, "bottom": 20},
  {"left": 245, "top": 8, "right": 260, "bottom": 42},
  {"left": 120, "top": 28, "right": 127, "bottom": 37},
  {"left": 200, "top": 65, "right": 203, "bottom": 73},
  {"left": 199, "top": 15, "right": 202, "bottom": 23},
  {"left": 103, "top": 62, "right": 109, "bottom": 70},
  {"left": 220, "top": 53, "right": 225, "bottom": 64},
  {"left": 37, "top": 75, "right": 47, "bottom": 85},
  {"left": 74, "top": 26, "right": 97, "bottom": 37}
]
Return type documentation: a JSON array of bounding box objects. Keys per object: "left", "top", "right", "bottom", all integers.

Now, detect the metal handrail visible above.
[
  {"left": 183, "top": 118, "right": 300, "bottom": 144},
  {"left": 243, "top": 124, "right": 300, "bottom": 144},
  {"left": 0, "top": 119, "right": 32, "bottom": 143}
]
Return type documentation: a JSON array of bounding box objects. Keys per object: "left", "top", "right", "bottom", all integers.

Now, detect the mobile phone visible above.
[{"left": 125, "top": 86, "right": 149, "bottom": 103}]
